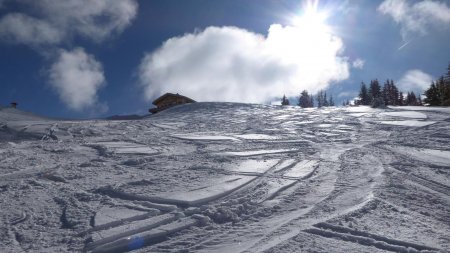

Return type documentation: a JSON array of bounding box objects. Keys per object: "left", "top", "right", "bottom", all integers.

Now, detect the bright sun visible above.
[{"left": 291, "top": 0, "right": 330, "bottom": 36}]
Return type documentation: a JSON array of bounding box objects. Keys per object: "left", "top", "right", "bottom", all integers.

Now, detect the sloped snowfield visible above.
[{"left": 1, "top": 103, "right": 449, "bottom": 252}]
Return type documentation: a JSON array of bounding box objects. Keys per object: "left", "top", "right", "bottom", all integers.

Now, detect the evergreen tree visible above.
[
  {"left": 357, "top": 82, "right": 370, "bottom": 105},
  {"left": 406, "top": 92, "right": 411, "bottom": 105},
  {"left": 406, "top": 92, "right": 418, "bottom": 106},
  {"left": 281, "top": 95, "right": 290, "bottom": 105},
  {"left": 372, "top": 97, "right": 385, "bottom": 108},
  {"left": 398, "top": 92, "right": 404, "bottom": 106},
  {"left": 446, "top": 64, "right": 450, "bottom": 105},
  {"left": 437, "top": 76, "right": 450, "bottom": 106},
  {"left": 323, "top": 92, "right": 329, "bottom": 107},
  {"left": 298, "top": 90, "right": 313, "bottom": 108},
  {"left": 390, "top": 80, "right": 399, "bottom": 106},
  {"left": 423, "top": 63, "right": 450, "bottom": 106},
  {"left": 369, "top": 79, "right": 381, "bottom": 102},
  {"left": 417, "top": 94, "right": 423, "bottom": 106},
  {"left": 369, "top": 79, "right": 383, "bottom": 107},
  {"left": 328, "top": 94, "right": 335, "bottom": 106},
  {"left": 316, "top": 90, "right": 324, "bottom": 108},
  {"left": 424, "top": 81, "right": 440, "bottom": 105},
  {"left": 382, "top": 79, "right": 389, "bottom": 105},
  {"left": 446, "top": 62, "right": 450, "bottom": 83},
  {"left": 382, "top": 79, "right": 399, "bottom": 106}
]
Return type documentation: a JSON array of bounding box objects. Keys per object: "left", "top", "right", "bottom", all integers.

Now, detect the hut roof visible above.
[{"left": 152, "top": 93, "right": 196, "bottom": 105}]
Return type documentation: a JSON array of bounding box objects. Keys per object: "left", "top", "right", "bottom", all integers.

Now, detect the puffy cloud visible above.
[
  {"left": 48, "top": 48, "right": 106, "bottom": 111},
  {"left": 378, "top": 0, "right": 450, "bottom": 39},
  {"left": 397, "top": 69, "right": 433, "bottom": 93},
  {"left": 352, "top": 58, "right": 365, "bottom": 69},
  {"left": 0, "top": 0, "right": 137, "bottom": 112},
  {"left": 139, "top": 25, "right": 350, "bottom": 104},
  {"left": 0, "top": 0, "right": 138, "bottom": 46},
  {"left": 0, "top": 13, "right": 63, "bottom": 46}
]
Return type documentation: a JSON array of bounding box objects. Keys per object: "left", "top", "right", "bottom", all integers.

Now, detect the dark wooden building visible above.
[{"left": 149, "top": 93, "right": 196, "bottom": 114}]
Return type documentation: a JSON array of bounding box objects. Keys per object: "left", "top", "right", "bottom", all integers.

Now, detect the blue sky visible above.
[{"left": 0, "top": 0, "right": 449, "bottom": 118}]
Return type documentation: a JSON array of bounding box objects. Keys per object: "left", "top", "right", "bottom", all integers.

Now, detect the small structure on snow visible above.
[
  {"left": 10, "top": 102, "right": 17, "bottom": 108},
  {"left": 149, "top": 93, "right": 196, "bottom": 114}
]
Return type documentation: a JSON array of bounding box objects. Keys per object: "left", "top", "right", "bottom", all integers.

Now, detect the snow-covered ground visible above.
[{"left": 1, "top": 103, "right": 449, "bottom": 252}]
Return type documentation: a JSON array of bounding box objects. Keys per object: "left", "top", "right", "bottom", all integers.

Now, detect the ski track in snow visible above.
[{"left": 1, "top": 103, "right": 449, "bottom": 252}]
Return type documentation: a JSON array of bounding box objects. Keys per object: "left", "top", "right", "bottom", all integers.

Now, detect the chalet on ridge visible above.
[{"left": 149, "top": 93, "right": 196, "bottom": 114}]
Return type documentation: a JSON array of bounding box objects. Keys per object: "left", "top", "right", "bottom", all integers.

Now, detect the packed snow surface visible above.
[
  {"left": 379, "top": 120, "right": 436, "bottom": 127},
  {"left": 1, "top": 104, "right": 450, "bottom": 252}
]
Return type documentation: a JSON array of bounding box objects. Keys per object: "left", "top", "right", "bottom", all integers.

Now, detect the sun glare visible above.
[{"left": 291, "top": 0, "right": 330, "bottom": 35}]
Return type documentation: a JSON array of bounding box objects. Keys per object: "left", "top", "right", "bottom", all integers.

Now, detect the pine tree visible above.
[
  {"left": 316, "top": 90, "right": 324, "bottom": 108},
  {"left": 437, "top": 75, "right": 450, "bottom": 106},
  {"left": 281, "top": 95, "right": 290, "bottom": 105},
  {"left": 411, "top": 92, "right": 417, "bottom": 105},
  {"left": 445, "top": 64, "right": 450, "bottom": 105},
  {"left": 328, "top": 94, "right": 335, "bottom": 106},
  {"left": 424, "top": 81, "right": 440, "bottom": 106},
  {"left": 423, "top": 63, "right": 450, "bottom": 106},
  {"left": 446, "top": 62, "right": 450, "bottom": 83},
  {"left": 417, "top": 94, "right": 423, "bottom": 106},
  {"left": 357, "top": 82, "right": 370, "bottom": 105},
  {"left": 323, "top": 92, "right": 329, "bottom": 107},
  {"left": 398, "top": 92, "right": 404, "bottom": 106},
  {"left": 298, "top": 90, "right": 313, "bottom": 108},
  {"left": 369, "top": 79, "right": 381, "bottom": 102},
  {"left": 406, "top": 92, "right": 418, "bottom": 106},
  {"left": 369, "top": 79, "right": 383, "bottom": 107},
  {"left": 390, "top": 80, "right": 399, "bottom": 106},
  {"left": 381, "top": 79, "right": 390, "bottom": 105}
]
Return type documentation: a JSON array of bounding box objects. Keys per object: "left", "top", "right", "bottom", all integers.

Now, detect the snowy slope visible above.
[{"left": 0, "top": 103, "right": 449, "bottom": 252}]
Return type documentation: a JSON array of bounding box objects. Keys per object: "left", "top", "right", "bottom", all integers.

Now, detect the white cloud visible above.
[
  {"left": 48, "top": 48, "right": 106, "bottom": 111},
  {"left": 378, "top": 0, "right": 450, "bottom": 39},
  {"left": 0, "top": 0, "right": 137, "bottom": 112},
  {"left": 352, "top": 58, "right": 365, "bottom": 69},
  {"left": 0, "top": 0, "right": 138, "bottom": 46},
  {"left": 139, "top": 25, "right": 350, "bottom": 104},
  {"left": 0, "top": 13, "right": 63, "bottom": 46},
  {"left": 397, "top": 69, "right": 433, "bottom": 94}
]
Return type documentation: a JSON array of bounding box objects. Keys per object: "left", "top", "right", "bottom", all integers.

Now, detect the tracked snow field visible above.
[
  {"left": 1, "top": 103, "right": 449, "bottom": 252},
  {"left": 379, "top": 120, "right": 436, "bottom": 127}
]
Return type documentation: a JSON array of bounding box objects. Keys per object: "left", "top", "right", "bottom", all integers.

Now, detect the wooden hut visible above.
[{"left": 149, "top": 93, "right": 196, "bottom": 114}]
